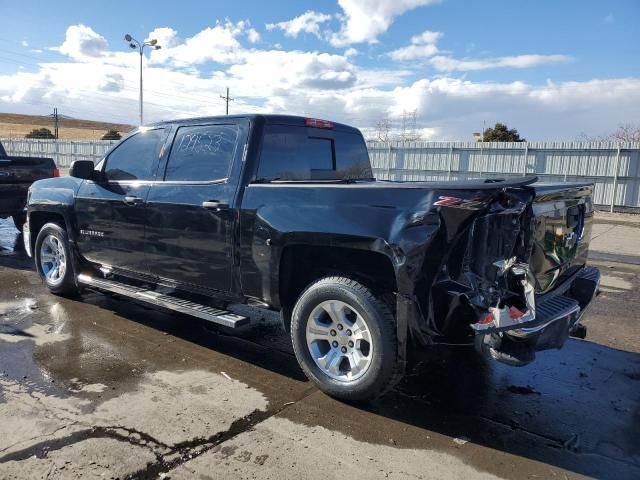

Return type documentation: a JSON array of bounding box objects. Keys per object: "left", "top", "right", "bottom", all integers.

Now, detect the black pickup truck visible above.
[
  {"left": 24, "top": 115, "right": 600, "bottom": 400},
  {"left": 0, "top": 140, "right": 58, "bottom": 231}
]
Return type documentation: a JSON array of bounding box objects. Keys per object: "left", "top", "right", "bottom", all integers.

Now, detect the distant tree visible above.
[
  {"left": 101, "top": 129, "right": 122, "bottom": 140},
  {"left": 578, "top": 124, "right": 640, "bottom": 143},
  {"left": 25, "top": 128, "right": 55, "bottom": 139},
  {"left": 482, "top": 122, "right": 525, "bottom": 142},
  {"left": 373, "top": 118, "right": 391, "bottom": 142}
]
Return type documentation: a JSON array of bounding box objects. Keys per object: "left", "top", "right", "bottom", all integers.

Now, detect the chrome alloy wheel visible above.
[
  {"left": 305, "top": 300, "right": 373, "bottom": 382},
  {"left": 39, "top": 234, "right": 67, "bottom": 285}
]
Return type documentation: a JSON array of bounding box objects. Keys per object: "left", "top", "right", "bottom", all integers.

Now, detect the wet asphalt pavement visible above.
[{"left": 0, "top": 216, "right": 639, "bottom": 479}]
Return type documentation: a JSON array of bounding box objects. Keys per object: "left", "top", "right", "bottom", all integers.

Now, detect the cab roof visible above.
[{"left": 150, "top": 114, "right": 361, "bottom": 134}]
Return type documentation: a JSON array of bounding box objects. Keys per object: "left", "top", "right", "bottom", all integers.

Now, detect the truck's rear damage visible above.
[{"left": 411, "top": 179, "right": 600, "bottom": 367}]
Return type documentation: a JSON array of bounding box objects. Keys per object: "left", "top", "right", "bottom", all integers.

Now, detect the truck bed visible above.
[{"left": 0, "top": 145, "right": 57, "bottom": 217}]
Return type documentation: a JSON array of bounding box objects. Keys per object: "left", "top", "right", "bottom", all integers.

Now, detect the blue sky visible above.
[{"left": 0, "top": 0, "right": 638, "bottom": 140}]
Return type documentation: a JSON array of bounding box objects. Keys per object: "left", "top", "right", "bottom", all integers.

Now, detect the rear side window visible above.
[
  {"left": 257, "top": 125, "right": 372, "bottom": 181},
  {"left": 105, "top": 129, "right": 166, "bottom": 181},
  {"left": 334, "top": 130, "right": 373, "bottom": 180},
  {"left": 164, "top": 124, "right": 238, "bottom": 182}
]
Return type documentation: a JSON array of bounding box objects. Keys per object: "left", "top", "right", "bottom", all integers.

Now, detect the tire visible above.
[
  {"left": 290, "top": 276, "right": 402, "bottom": 401},
  {"left": 34, "top": 222, "right": 78, "bottom": 296},
  {"left": 12, "top": 212, "right": 26, "bottom": 232}
]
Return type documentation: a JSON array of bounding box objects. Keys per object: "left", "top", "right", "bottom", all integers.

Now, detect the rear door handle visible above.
[
  {"left": 202, "top": 200, "right": 229, "bottom": 211},
  {"left": 124, "top": 196, "right": 143, "bottom": 205}
]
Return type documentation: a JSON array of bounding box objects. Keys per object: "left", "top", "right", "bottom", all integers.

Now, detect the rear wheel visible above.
[
  {"left": 34, "top": 222, "right": 78, "bottom": 296},
  {"left": 291, "top": 276, "right": 402, "bottom": 401}
]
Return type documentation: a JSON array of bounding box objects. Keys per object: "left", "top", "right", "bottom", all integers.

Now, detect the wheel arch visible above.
[
  {"left": 277, "top": 243, "right": 398, "bottom": 330},
  {"left": 28, "top": 208, "right": 74, "bottom": 257}
]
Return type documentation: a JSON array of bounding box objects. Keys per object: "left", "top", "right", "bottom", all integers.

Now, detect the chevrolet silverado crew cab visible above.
[
  {"left": 0, "top": 139, "right": 58, "bottom": 231},
  {"left": 24, "top": 115, "right": 600, "bottom": 400}
]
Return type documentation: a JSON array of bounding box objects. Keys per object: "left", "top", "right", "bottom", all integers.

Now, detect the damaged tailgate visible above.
[{"left": 416, "top": 178, "right": 599, "bottom": 365}]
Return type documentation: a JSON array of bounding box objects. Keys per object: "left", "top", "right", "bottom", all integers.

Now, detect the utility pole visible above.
[
  {"left": 400, "top": 110, "right": 418, "bottom": 142},
  {"left": 220, "top": 87, "right": 234, "bottom": 116},
  {"left": 374, "top": 118, "right": 391, "bottom": 142},
  {"left": 53, "top": 107, "right": 59, "bottom": 139}
]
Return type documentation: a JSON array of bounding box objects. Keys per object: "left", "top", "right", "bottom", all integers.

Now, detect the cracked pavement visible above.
[{"left": 1, "top": 214, "right": 639, "bottom": 479}]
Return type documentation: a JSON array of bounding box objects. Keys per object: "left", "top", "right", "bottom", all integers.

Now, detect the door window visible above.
[
  {"left": 164, "top": 124, "right": 239, "bottom": 182},
  {"left": 104, "top": 129, "right": 166, "bottom": 181}
]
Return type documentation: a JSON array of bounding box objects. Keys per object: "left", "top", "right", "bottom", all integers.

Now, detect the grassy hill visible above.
[{"left": 0, "top": 112, "right": 134, "bottom": 140}]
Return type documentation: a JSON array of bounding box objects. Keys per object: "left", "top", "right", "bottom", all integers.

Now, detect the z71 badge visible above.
[
  {"left": 80, "top": 229, "right": 104, "bottom": 237},
  {"left": 433, "top": 195, "right": 486, "bottom": 209}
]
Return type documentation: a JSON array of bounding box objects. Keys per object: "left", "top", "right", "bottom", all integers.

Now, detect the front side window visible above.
[
  {"left": 104, "top": 129, "right": 166, "bottom": 181},
  {"left": 164, "top": 124, "right": 238, "bottom": 181}
]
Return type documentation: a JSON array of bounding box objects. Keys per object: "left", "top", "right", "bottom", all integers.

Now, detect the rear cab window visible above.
[{"left": 257, "top": 125, "right": 373, "bottom": 181}]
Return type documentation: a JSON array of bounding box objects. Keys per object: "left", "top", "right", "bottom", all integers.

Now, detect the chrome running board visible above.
[{"left": 77, "top": 273, "right": 249, "bottom": 328}]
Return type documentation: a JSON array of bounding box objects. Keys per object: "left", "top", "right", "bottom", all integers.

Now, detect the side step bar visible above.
[{"left": 77, "top": 274, "right": 249, "bottom": 328}]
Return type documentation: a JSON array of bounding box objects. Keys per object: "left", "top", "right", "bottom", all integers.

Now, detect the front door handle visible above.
[
  {"left": 202, "top": 200, "right": 229, "bottom": 211},
  {"left": 124, "top": 196, "right": 143, "bottom": 205}
]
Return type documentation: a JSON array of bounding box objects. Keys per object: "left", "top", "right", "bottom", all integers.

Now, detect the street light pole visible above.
[
  {"left": 139, "top": 48, "right": 143, "bottom": 126},
  {"left": 124, "top": 34, "right": 161, "bottom": 126}
]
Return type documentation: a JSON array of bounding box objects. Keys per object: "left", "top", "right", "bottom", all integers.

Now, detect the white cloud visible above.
[
  {"left": 344, "top": 48, "right": 358, "bottom": 58},
  {"left": 227, "top": 50, "right": 357, "bottom": 91},
  {"left": 21, "top": 40, "right": 29, "bottom": 47},
  {"left": 390, "top": 43, "right": 439, "bottom": 61},
  {"left": 3, "top": 22, "right": 639, "bottom": 142},
  {"left": 410, "top": 30, "right": 442, "bottom": 45},
  {"left": 329, "top": 0, "right": 440, "bottom": 47},
  {"left": 148, "top": 20, "right": 249, "bottom": 67},
  {"left": 430, "top": 54, "right": 571, "bottom": 72},
  {"left": 266, "top": 11, "right": 332, "bottom": 39},
  {"left": 145, "top": 27, "right": 180, "bottom": 48},
  {"left": 388, "top": 30, "right": 443, "bottom": 61},
  {"left": 57, "top": 24, "right": 109, "bottom": 60},
  {"left": 247, "top": 28, "right": 261, "bottom": 43}
]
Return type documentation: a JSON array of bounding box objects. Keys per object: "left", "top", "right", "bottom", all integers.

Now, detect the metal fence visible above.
[
  {"left": 2, "top": 138, "right": 640, "bottom": 210},
  {"left": 368, "top": 141, "right": 640, "bottom": 211},
  {"left": 0, "top": 138, "right": 117, "bottom": 167}
]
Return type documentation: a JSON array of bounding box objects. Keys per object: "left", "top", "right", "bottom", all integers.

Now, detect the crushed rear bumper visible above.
[{"left": 474, "top": 265, "right": 600, "bottom": 366}]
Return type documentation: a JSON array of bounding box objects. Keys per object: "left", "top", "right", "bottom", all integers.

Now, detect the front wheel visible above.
[
  {"left": 290, "top": 276, "right": 402, "bottom": 401},
  {"left": 34, "top": 222, "right": 78, "bottom": 296}
]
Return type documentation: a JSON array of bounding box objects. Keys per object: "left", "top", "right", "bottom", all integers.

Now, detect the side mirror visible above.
[{"left": 70, "top": 160, "right": 97, "bottom": 180}]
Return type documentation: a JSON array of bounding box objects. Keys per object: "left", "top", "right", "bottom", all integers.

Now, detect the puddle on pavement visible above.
[
  {"left": 0, "top": 261, "right": 307, "bottom": 409},
  {"left": 0, "top": 219, "right": 25, "bottom": 256}
]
